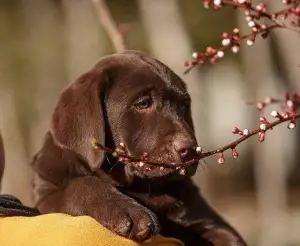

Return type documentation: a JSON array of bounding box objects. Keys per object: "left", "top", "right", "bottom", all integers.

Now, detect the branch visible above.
[
  {"left": 184, "top": 0, "right": 300, "bottom": 74},
  {"left": 246, "top": 92, "right": 300, "bottom": 111},
  {"left": 92, "top": 0, "right": 127, "bottom": 53},
  {"left": 91, "top": 101, "right": 300, "bottom": 174}
]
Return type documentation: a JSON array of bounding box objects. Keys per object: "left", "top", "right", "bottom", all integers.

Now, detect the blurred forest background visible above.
[{"left": 1, "top": 0, "right": 300, "bottom": 245}]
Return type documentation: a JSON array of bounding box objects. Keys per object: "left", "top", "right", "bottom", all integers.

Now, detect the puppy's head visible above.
[{"left": 51, "top": 51, "right": 198, "bottom": 180}]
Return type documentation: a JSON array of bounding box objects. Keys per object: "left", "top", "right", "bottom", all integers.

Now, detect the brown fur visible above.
[{"left": 32, "top": 50, "right": 247, "bottom": 246}]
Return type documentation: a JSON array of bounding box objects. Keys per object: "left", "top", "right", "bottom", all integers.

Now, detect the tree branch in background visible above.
[
  {"left": 184, "top": 0, "right": 300, "bottom": 74},
  {"left": 246, "top": 92, "right": 300, "bottom": 111},
  {"left": 92, "top": 0, "right": 127, "bottom": 53}
]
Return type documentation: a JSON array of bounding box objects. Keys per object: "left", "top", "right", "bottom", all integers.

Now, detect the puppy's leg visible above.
[
  {"left": 125, "top": 187, "right": 246, "bottom": 246},
  {"left": 166, "top": 180, "right": 247, "bottom": 246},
  {"left": 36, "top": 176, "right": 160, "bottom": 242}
]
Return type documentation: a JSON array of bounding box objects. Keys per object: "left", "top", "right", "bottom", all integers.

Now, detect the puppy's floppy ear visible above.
[{"left": 50, "top": 69, "right": 109, "bottom": 170}]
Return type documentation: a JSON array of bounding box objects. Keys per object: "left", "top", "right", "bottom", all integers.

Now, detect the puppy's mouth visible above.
[
  {"left": 125, "top": 155, "right": 198, "bottom": 180},
  {"left": 112, "top": 143, "right": 199, "bottom": 181}
]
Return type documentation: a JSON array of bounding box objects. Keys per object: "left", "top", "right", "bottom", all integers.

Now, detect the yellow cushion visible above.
[{"left": 0, "top": 213, "right": 184, "bottom": 246}]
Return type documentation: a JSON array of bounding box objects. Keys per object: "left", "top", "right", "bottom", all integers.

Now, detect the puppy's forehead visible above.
[
  {"left": 120, "top": 64, "right": 177, "bottom": 90},
  {"left": 95, "top": 52, "right": 187, "bottom": 92}
]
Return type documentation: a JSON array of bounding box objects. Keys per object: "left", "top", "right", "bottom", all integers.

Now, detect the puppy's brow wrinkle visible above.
[
  {"left": 137, "top": 56, "right": 172, "bottom": 85},
  {"left": 167, "top": 90, "right": 190, "bottom": 101}
]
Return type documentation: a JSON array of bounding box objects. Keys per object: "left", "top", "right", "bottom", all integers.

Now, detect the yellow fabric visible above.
[{"left": 0, "top": 213, "right": 184, "bottom": 246}]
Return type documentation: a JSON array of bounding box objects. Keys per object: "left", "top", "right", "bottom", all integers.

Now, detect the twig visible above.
[
  {"left": 92, "top": 0, "right": 127, "bottom": 53},
  {"left": 183, "top": 24, "right": 278, "bottom": 74},
  {"left": 184, "top": 0, "right": 300, "bottom": 74},
  {"left": 245, "top": 92, "right": 300, "bottom": 111},
  {"left": 92, "top": 111, "right": 300, "bottom": 172}
]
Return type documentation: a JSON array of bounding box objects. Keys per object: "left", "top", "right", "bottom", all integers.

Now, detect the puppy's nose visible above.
[{"left": 173, "top": 139, "right": 197, "bottom": 158}]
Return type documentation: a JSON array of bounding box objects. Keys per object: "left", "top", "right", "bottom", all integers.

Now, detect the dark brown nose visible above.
[{"left": 173, "top": 139, "right": 197, "bottom": 158}]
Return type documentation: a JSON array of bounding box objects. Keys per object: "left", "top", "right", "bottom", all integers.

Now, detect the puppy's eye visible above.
[{"left": 134, "top": 96, "right": 152, "bottom": 110}]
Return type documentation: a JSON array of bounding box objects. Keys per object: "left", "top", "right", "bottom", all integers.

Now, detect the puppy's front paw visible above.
[
  {"left": 99, "top": 198, "right": 160, "bottom": 242},
  {"left": 202, "top": 227, "right": 247, "bottom": 246}
]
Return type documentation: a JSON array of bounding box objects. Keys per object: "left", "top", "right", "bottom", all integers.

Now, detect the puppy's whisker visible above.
[
  {"left": 198, "top": 160, "right": 207, "bottom": 172},
  {"left": 108, "top": 161, "right": 121, "bottom": 174},
  {"left": 105, "top": 153, "right": 121, "bottom": 173},
  {"left": 105, "top": 153, "right": 112, "bottom": 165}
]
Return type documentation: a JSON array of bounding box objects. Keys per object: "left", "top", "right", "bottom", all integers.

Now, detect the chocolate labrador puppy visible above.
[{"left": 32, "top": 50, "right": 246, "bottom": 246}]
